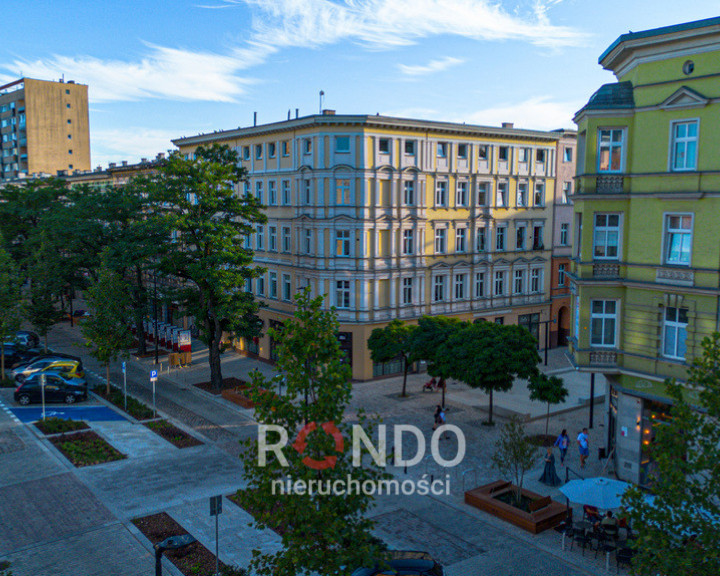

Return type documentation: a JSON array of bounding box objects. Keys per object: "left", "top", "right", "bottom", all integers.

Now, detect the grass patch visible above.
[
  {"left": 49, "top": 430, "right": 126, "bottom": 467},
  {"left": 94, "top": 385, "right": 154, "bottom": 420},
  {"left": 132, "top": 512, "right": 236, "bottom": 576},
  {"left": 145, "top": 420, "right": 202, "bottom": 448},
  {"left": 34, "top": 417, "right": 89, "bottom": 435}
]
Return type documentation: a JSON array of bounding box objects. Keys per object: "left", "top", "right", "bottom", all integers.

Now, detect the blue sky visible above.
[{"left": 2, "top": 1, "right": 718, "bottom": 166}]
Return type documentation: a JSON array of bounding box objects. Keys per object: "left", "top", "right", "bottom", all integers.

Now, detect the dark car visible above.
[
  {"left": 352, "top": 551, "right": 443, "bottom": 576},
  {"left": 6, "top": 331, "right": 40, "bottom": 348},
  {"left": 1, "top": 343, "right": 24, "bottom": 369},
  {"left": 13, "top": 346, "right": 54, "bottom": 365},
  {"left": 13, "top": 371, "right": 88, "bottom": 405}
]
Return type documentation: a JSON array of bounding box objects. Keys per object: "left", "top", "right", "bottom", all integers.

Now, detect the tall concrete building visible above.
[
  {"left": 0, "top": 78, "right": 90, "bottom": 181},
  {"left": 174, "top": 114, "right": 575, "bottom": 380}
]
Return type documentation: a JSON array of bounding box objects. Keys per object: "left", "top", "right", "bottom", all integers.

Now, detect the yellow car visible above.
[{"left": 11, "top": 357, "right": 85, "bottom": 382}]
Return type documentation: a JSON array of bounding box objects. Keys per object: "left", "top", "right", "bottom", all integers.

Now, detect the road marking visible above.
[{"left": 0, "top": 398, "right": 21, "bottom": 423}]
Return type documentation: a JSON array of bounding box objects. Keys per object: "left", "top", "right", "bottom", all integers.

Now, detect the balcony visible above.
[
  {"left": 596, "top": 175, "right": 624, "bottom": 194},
  {"left": 655, "top": 268, "right": 694, "bottom": 287},
  {"left": 593, "top": 262, "right": 620, "bottom": 279},
  {"left": 589, "top": 350, "right": 618, "bottom": 366}
]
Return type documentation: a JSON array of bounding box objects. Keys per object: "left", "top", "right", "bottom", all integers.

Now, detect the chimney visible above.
[
  {"left": 121, "top": 160, "right": 128, "bottom": 166},
  {"left": 253, "top": 111, "right": 257, "bottom": 126},
  {"left": 141, "top": 157, "right": 148, "bottom": 163},
  {"left": 295, "top": 108, "right": 299, "bottom": 119},
  {"left": 287, "top": 109, "right": 291, "bottom": 120},
  {"left": 156, "top": 152, "right": 165, "bottom": 160},
  {"left": 502, "top": 122, "right": 514, "bottom": 129},
  {"left": 322, "top": 109, "right": 336, "bottom": 116},
  {"left": 109, "top": 162, "right": 116, "bottom": 168}
]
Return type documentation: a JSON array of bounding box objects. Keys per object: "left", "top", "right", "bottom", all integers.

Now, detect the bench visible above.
[
  {"left": 528, "top": 496, "right": 552, "bottom": 514},
  {"left": 488, "top": 481, "right": 512, "bottom": 495}
]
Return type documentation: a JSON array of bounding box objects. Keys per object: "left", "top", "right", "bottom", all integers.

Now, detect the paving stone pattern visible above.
[{"left": 0, "top": 428, "right": 24, "bottom": 454}]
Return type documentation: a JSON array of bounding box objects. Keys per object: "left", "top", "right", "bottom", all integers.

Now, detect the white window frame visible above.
[
  {"left": 662, "top": 306, "right": 688, "bottom": 360},
  {"left": 257, "top": 275, "right": 265, "bottom": 296},
  {"left": 335, "top": 230, "right": 351, "bottom": 257},
  {"left": 456, "top": 181, "right": 468, "bottom": 206},
  {"left": 437, "top": 142, "right": 448, "bottom": 158},
  {"left": 268, "top": 180, "right": 277, "bottom": 205},
  {"left": 454, "top": 274, "right": 467, "bottom": 300},
  {"left": 303, "top": 138, "right": 312, "bottom": 154},
  {"left": 530, "top": 268, "right": 542, "bottom": 293},
  {"left": 404, "top": 140, "right": 416, "bottom": 156},
  {"left": 455, "top": 228, "right": 466, "bottom": 253},
  {"left": 496, "top": 182, "right": 508, "bottom": 208},
  {"left": 268, "top": 142, "right": 277, "bottom": 158},
  {"left": 516, "top": 224, "right": 526, "bottom": 251},
  {"left": 402, "top": 229, "right": 414, "bottom": 255},
  {"left": 663, "top": 213, "right": 693, "bottom": 266},
  {"left": 304, "top": 229, "right": 312, "bottom": 254},
  {"left": 517, "top": 182, "right": 527, "bottom": 207},
  {"left": 478, "top": 145, "right": 489, "bottom": 161},
  {"left": 513, "top": 270, "right": 525, "bottom": 294},
  {"left": 534, "top": 181, "right": 545, "bottom": 207},
  {"left": 494, "top": 271, "right": 506, "bottom": 296},
  {"left": 475, "top": 272, "right": 485, "bottom": 298},
  {"left": 593, "top": 213, "right": 621, "bottom": 260},
  {"left": 282, "top": 274, "right": 292, "bottom": 301},
  {"left": 457, "top": 143, "right": 468, "bottom": 159},
  {"left": 669, "top": 119, "right": 699, "bottom": 172},
  {"left": 281, "top": 180, "right": 291, "bottom": 205},
  {"left": 378, "top": 138, "right": 391, "bottom": 154},
  {"left": 560, "top": 223, "right": 569, "bottom": 246},
  {"left": 281, "top": 227, "right": 291, "bottom": 253},
  {"left": 435, "top": 181, "right": 447, "bottom": 207},
  {"left": 597, "top": 128, "right": 625, "bottom": 173},
  {"left": 433, "top": 275, "right": 447, "bottom": 302},
  {"left": 558, "top": 264, "right": 566, "bottom": 287},
  {"left": 403, "top": 181, "right": 415, "bottom": 205},
  {"left": 303, "top": 179, "right": 312, "bottom": 205},
  {"left": 402, "top": 277, "right": 413, "bottom": 305},
  {"left": 477, "top": 182, "right": 488, "bottom": 206},
  {"left": 269, "top": 226, "right": 277, "bottom": 251},
  {"left": 255, "top": 181, "right": 263, "bottom": 203},
  {"left": 335, "top": 280, "right": 351, "bottom": 309},
  {"left": 590, "top": 299, "right": 618, "bottom": 348},
  {"left": 476, "top": 226, "right": 486, "bottom": 252},
  {"left": 255, "top": 144, "right": 263, "bottom": 160},
  {"left": 561, "top": 182, "right": 571, "bottom": 204},
  {"left": 564, "top": 147, "right": 573, "bottom": 162},
  {"left": 496, "top": 225, "right": 506, "bottom": 251},
  {"left": 434, "top": 228, "right": 446, "bottom": 254},
  {"left": 269, "top": 272, "right": 278, "bottom": 298},
  {"left": 336, "top": 178, "right": 351, "bottom": 205},
  {"left": 256, "top": 224, "right": 264, "bottom": 250}
]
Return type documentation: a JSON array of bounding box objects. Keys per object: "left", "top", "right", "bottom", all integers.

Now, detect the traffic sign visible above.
[
  {"left": 150, "top": 369, "right": 158, "bottom": 382},
  {"left": 210, "top": 495, "right": 223, "bottom": 516},
  {"left": 122, "top": 361, "right": 126, "bottom": 373}
]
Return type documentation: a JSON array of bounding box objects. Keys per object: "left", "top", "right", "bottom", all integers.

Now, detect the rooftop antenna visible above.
[{"left": 319, "top": 90, "right": 325, "bottom": 114}]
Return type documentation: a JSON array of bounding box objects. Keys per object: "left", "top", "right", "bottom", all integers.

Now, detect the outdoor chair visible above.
[
  {"left": 616, "top": 547, "right": 635, "bottom": 573},
  {"left": 569, "top": 526, "right": 592, "bottom": 555},
  {"left": 594, "top": 530, "right": 617, "bottom": 559}
]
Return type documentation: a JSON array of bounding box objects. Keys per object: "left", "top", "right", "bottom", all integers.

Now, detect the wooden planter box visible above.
[
  {"left": 465, "top": 480, "right": 567, "bottom": 534},
  {"left": 221, "top": 386, "right": 255, "bottom": 409}
]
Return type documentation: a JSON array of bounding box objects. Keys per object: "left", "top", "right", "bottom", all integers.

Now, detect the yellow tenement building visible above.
[{"left": 174, "top": 114, "right": 575, "bottom": 380}]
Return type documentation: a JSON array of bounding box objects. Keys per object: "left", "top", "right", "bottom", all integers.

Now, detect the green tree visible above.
[
  {"left": 0, "top": 241, "right": 23, "bottom": 380},
  {"left": 142, "top": 145, "right": 266, "bottom": 389},
  {"left": 410, "top": 315, "right": 466, "bottom": 404},
  {"left": 367, "top": 319, "right": 418, "bottom": 397},
  {"left": 527, "top": 373, "right": 569, "bottom": 435},
  {"left": 24, "top": 238, "right": 65, "bottom": 352},
  {"left": 239, "top": 290, "right": 386, "bottom": 576},
  {"left": 623, "top": 334, "right": 720, "bottom": 576},
  {"left": 491, "top": 416, "right": 538, "bottom": 504},
  {"left": 81, "top": 262, "right": 135, "bottom": 395},
  {"left": 439, "top": 321, "right": 540, "bottom": 425}
]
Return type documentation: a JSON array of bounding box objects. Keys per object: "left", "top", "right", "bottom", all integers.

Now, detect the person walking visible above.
[
  {"left": 554, "top": 429, "right": 570, "bottom": 466},
  {"left": 433, "top": 405, "right": 442, "bottom": 430},
  {"left": 577, "top": 427, "right": 590, "bottom": 469},
  {"left": 539, "top": 446, "right": 562, "bottom": 486}
]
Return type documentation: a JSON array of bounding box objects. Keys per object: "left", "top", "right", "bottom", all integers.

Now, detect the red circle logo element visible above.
[{"left": 292, "top": 421, "right": 344, "bottom": 470}]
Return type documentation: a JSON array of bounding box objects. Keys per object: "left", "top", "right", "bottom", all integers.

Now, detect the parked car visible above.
[
  {"left": 11, "top": 357, "right": 85, "bottom": 382},
  {"left": 14, "top": 371, "right": 88, "bottom": 405},
  {"left": 13, "top": 346, "right": 55, "bottom": 365},
  {"left": 352, "top": 551, "right": 443, "bottom": 576},
  {"left": 4, "top": 331, "right": 40, "bottom": 349},
  {"left": 0, "top": 343, "right": 24, "bottom": 369}
]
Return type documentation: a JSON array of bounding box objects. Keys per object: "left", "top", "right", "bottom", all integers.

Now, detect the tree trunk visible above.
[
  {"left": 105, "top": 363, "right": 111, "bottom": 396},
  {"left": 1, "top": 349, "right": 5, "bottom": 381},
  {"left": 134, "top": 266, "right": 147, "bottom": 355},
  {"left": 440, "top": 377, "right": 446, "bottom": 406},
  {"left": 401, "top": 358, "right": 408, "bottom": 397},
  {"left": 208, "top": 318, "right": 223, "bottom": 390},
  {"left": 135, "top": 318, "right": 147, "bottom": 355},
  {"left": 488, "top": 388, "right": 494, "bottom": 425},
  {"left": 545, "top": 403, "right": 550, "bottom": 436}
]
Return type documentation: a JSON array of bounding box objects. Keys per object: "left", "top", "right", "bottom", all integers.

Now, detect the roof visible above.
[
  {"left": 172, "top": 113, "right": 566, "bottom": 147},
  {"left": 583, "top": 82, "right": 635, "bottom": 111},
  {"left": 600, "top": 16, "right": 720, "bottom": 64}
]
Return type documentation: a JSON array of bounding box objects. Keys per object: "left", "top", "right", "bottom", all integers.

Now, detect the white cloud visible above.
[
  {"left": 399, "top": 56, "right": 465, "bottom": 76},
  {"left": 463, "top": 96, "right": 581, "bottom": 130},
  {"left": 90, "top": 128, "right": 179, "bottom": 168}
]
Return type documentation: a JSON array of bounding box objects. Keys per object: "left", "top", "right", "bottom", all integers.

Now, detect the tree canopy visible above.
[
  {"left": 528, "top": 373, "right": 568, "bottom": 435},
  {"left": 367, "top": 319, "right": 418, "bottom": 397}
]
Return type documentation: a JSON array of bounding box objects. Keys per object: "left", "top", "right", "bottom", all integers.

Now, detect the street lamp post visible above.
[
  {"left": 154, "top": 534, "right": 196, "bottom": 576},
  {"left": 154, "top": 270, "right": 159, "bottom": 366}
]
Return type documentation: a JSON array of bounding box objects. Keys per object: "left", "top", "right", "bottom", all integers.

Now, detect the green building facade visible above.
[{"left": 570, "top": 17, "right": 720, "bottom": 485}]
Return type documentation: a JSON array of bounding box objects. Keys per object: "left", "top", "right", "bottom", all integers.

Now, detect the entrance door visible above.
[
  {"left": 336, "top": 332, "right": 353, "bottom": 369},
  {"left": 557, "top": 306, "right": 569, "bottom": 346}
]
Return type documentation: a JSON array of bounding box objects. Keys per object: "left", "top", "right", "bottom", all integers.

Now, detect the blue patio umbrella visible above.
[{"left": 559, "top": 477, "right": 632, "bottom": 509}]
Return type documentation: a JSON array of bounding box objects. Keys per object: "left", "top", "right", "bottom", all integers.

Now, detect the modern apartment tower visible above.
[
  {"left": 174, "top": 114, "right": 575, "bottom": 381},
  {"left": 571, "top": 17, "right": 720, "bottom": 485},
  {"left": 0, "top": 78, "right": 90, "bottom": 181}
]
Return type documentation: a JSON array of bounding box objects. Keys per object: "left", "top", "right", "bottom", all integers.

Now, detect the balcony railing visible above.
[
  {"left": 593, "top": 262, "right": 620, "bottom": 279},
  {"left": 596, "top": 175, "right": 624, "bottom": 194},
  {"left": 589, "top": 350, "right": 618, "bottom": 365},
  {"left": 656, "top": 268, "right": 694, "bottom": 286}
]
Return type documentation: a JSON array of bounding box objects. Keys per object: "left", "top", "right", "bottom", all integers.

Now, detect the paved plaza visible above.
[{"left": 0, "top": 322, "right": 620, "bottom": 576}]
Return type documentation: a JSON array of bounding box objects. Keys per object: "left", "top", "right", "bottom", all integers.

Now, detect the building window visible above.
[
  {"left": 593, "top": 213, "right": 620, "bottom": 259},
  {"left": 476, "top": 226, "right": 486, "bottom": 252},
  {"left": 598, "top": 128, "right": 624, "bottom": 172},
  {"left": 564, "top": 147, "right": 573, "bottom": 162},
  {"left": 496, "top": 182, "right": 508, "bottom": 207},
  {"left": 336, "top": 178, "right": 351, "bottom": 205},
  {"left": 282, "top": 274, "right": 291, "bottom": 300},
  {"left": 518, "top": 148, "right": 529, "bottom": 163},
  {"left": 437, "top": 142, "right": 448, "bottom": 158},
  {"left": 477, "top": 182, "right": 488, "bottom": 206},
  {"left": 282, "top": 141, "right": 290, "bottom": 156},
  {"left": 269, "top": 226, "right": 277, "bottom": 251},
  {"left": 268, "top": 181, "right": 277, "bottom": 205},
  {"left": 270, "top": 272, "right": 278, "bottom": 298},
  {"left": 663, "top": 307, "right": 688, "bottom": 360},
  {"left": 269, "top": 142, "right": 277, "bottom": 158},
  {"left": 403, "top": 181, "right": 415, "bottom": 205},
  {"left": 435, "top": 181, "right": 447, "bottom": 206},
  {"left": 336, "top": 280, "right": 351, "bottom": 308},
  {"left": 255, "top": 144, "right": 263, "bottom": 160},
  {"left": 560, "top": 223, "right": 569, "bottom": 246},
  {"left": 513, "top": 270, "right": 525, "bottom": 294},
  {"left": 534, "top": 181, "right": 545, "bottom": 206},
  {"left": 434, "top": 229, "right": 446, "bottom": 254},
  {"left": 530, "top": 268, "right": 541, "bottom": 293},
  {"left": 255, "top": 181, "right": 263, "bottom": 203},
  {"left": 478, "top": 145, "right": 489, "bottom": 161},
  {"left": 496, "top": 226, "right": 506, "bottom": 251},
  {"left": 378, "top": 138, "right": 391, "bottom": 154},
  {"left": 494, "top": 271, "right": 505, "bottom": 295},
  {"left": 454, "top": 274, "right": 467, "bottom": 300},
  {"left": 456, "top": 228, "right": 466, "bottom": 253},
  {"left": 303, "top": 180, "right": 312, "bottom": 204},
  {"left": 68, "top": 134, "right": 72, "bottom": 139},
  {"left": 664, "top": 214, "right": 692, "bottom": 265},
  {"left": 475, "top": 272, "right": 485, "bottom": 298},
  {"left": 304, "top": 229, "right": 312, "bottom": 254},
  {"left": 495, "top": 317, "right": 504, "bottom": 325},
  {"left": 404, "top": 140, "right": 416, "bottom": 155},
  {"left": 256, "top": 225, "right": 264, "bottom": 250},
  {"left": 498, "top": 146, "right": 509, "bottom": 162},
  {"left": 281, "top": 180, "right": 291, "bottom": 205},
  {"left": 562, "top": 182, "right": 571, "bottom": 204},
  {"left": 257, "top": 275, "right": 265, "bottom": 296},
  {"left": 68, "top": 149, "right": 73, "bottom": 155},
  {"left": 670, "top": 120, "right": 698, "bottom": 171},
  {"left": 558, "top": 264, "right": 566, "bottom": 286},
  {"left": 402, "top": 229, "right": 414, "bottom": 255},
  {"left": 242, "top": 146, "right": 250, "bottom": 160},
  {"left": 591, "top": 300, "right": 617, "bottom": 347},
  {"left": 516, "top": 225, "right": 526, "bottom": 250},
  {"left": 336, "top": 230, "right": 351, "bottom": 256},
  {"left": 303, "top": 139, "right": 312, "bottom": 154},
  {"left": 402, "top": 278, "right": 413, "bottom": 304},
  {"left": 335, "top": 136, "right": 350, "bottom": 153},
  {"left": 433, "top": 276, "right": 446, "bottom": 302},
  {"left": 536, "top": 149, "right": 546, "bottom": 164},
  {"left": 281, "top": 227, "right": 291, "bottom": 252},
  {"left": 456, "top": 181, "right": 468, "bottom": 206},
  {"left": 517, "top": 183, "right": 527, "bottom": 207},
  {"left": 458, "top": 144, "right": 468, "bottom": 159},
  {"left": 246, "top": 278, "right": 253, "bottom": 294},
  {"left": 532, "top": 224, "right": 544, "bottom": 250},
  {"left": 66, "top": 103, "right": 71, "bottom": 109}
]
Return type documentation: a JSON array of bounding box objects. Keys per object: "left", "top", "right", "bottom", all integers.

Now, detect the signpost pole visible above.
[
  {"left": 122, "top": 361, "right": 127, "bottom": 412},
  {"left": 41, "top": 373, "right": 46, "bottom": 421},
  {"left": 150, "top": 370, "right": 158, "bottom": 418},
  {"left": 215, "top": 512, "right": 219, "bottom": 576}
]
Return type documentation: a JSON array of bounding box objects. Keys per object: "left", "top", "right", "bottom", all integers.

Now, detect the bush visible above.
[
  {"left": 34, "top": 417, "right": 89, "bottom": 435},
  {"left": 94, "top": 384, "right": 154, "bottom": 420},
  {"left": 0, "top": 560, "right": 13, "bottom": 576}
]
